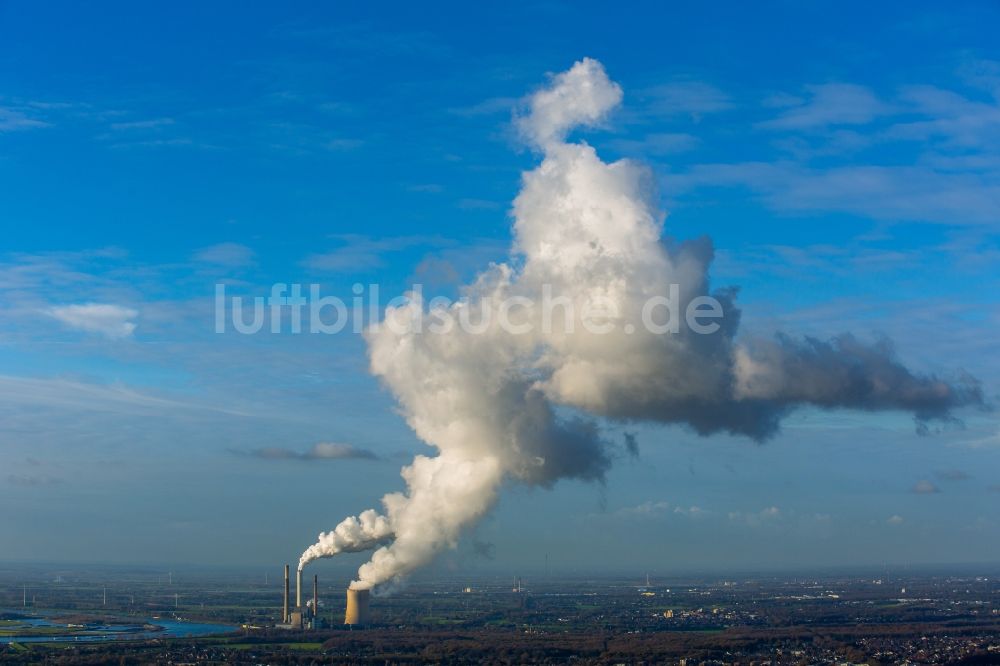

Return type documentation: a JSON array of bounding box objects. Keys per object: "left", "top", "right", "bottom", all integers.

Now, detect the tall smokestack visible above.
[
  {"left": 344, "top": 587, "right": 370, "bottom": 625},
  {"left": 296, "top": 569, "right": 303, "bottom": 609},
  {"left": 283, "top": 565, "right": 289, "bottom": 623},
  {"left": 313, "top": 575, "right": 318, "bottom": 621}
]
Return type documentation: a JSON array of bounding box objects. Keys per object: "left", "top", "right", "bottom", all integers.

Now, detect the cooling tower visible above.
[
  {"left": 344, "top": 587, "right": 370, "bottom": 625},
  {"left": 283, "top": 565, "right": 289, "bottom": 623}
]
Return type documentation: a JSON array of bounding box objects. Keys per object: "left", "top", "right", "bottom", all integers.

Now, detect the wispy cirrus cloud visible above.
[
  {"left": 193, "top": 242, "right": 256, "bottom": 268},
  {"left": 0, "top": 375, "right": 254, "bottom": 418},
  {"left": 609, "top": 132, "right": 698, "bottom": 156},
  {"left": 672, "top": 162, "right": 1000, "bottom": 226},
  {"left": 447, "top": 96, "right": 519, "bottom": 117},
  {"left": 231, "top": 442, "right": 380, "bottom": 461},
  {"left": 107, "top": 137, "right": 199, "bottom": 150},
  {"left": 669, "top": 64, "right": 1000, "bottom": 229},
  {"left": 954, "top": 428, "right": 1000, "bottom": 449},
  {"left": 758, "top": 83, "right": 892, "bottom": 130},
  {"left": 47, "top": 303, "right": 138, "bottom": 339},
  {"left": 456, "top": 197, "right": 501, "bottom": 210},
  {"left": 110, "top": 117, "right": 176, "bottom": 131},
  {"left": 0, "top": 106, "right": 50, "bottom": 132},
  {"left": 302, "top": 234, "right": 453, "bottom": 273},
  {"left": 638, "top": 81, "right": 732, "bottom": 119},
  {"left": 888, "top": 84, "right": 1000, "bottom": 147}
]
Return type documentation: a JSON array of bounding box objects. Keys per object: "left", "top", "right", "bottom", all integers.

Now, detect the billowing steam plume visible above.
[
  {"left": 299, "top": 58, "right": 982, "bottom": 587},
  {"left": 298, "top": 509, "right": 393, "bottom": 568}
]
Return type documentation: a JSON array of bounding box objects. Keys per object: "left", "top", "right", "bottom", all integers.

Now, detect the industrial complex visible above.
[{"left": 275, "top": 564, "right": 370, "bottom": 629}]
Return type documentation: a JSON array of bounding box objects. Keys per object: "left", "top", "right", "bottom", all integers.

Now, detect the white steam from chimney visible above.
[
  {"left": 298, "top": 58, "right": 981, "bottom": 588},
  {"left": 298, "top": 509, "right": 392, "bottom": 572}
]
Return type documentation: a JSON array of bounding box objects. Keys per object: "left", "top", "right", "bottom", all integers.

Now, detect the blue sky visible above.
[{"left": 1, "top": 1, "right": 999, "bottom": 573}]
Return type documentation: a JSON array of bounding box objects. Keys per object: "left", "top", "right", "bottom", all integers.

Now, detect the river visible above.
[{"left": 0, "top": 612, "right": 237, "bottom": 644}]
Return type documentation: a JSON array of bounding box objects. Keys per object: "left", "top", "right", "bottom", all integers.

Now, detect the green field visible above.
[{"left": 0, "top": 626, "right": 90, "bottom": 637}]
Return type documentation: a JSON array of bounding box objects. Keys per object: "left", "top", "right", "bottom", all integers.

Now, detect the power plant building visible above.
[
  {"left": 276, "top": 565, "right": 322, "bottom": 630},
  {"left": 275, "top": 563, "right": 372, "bottom": 629}
]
